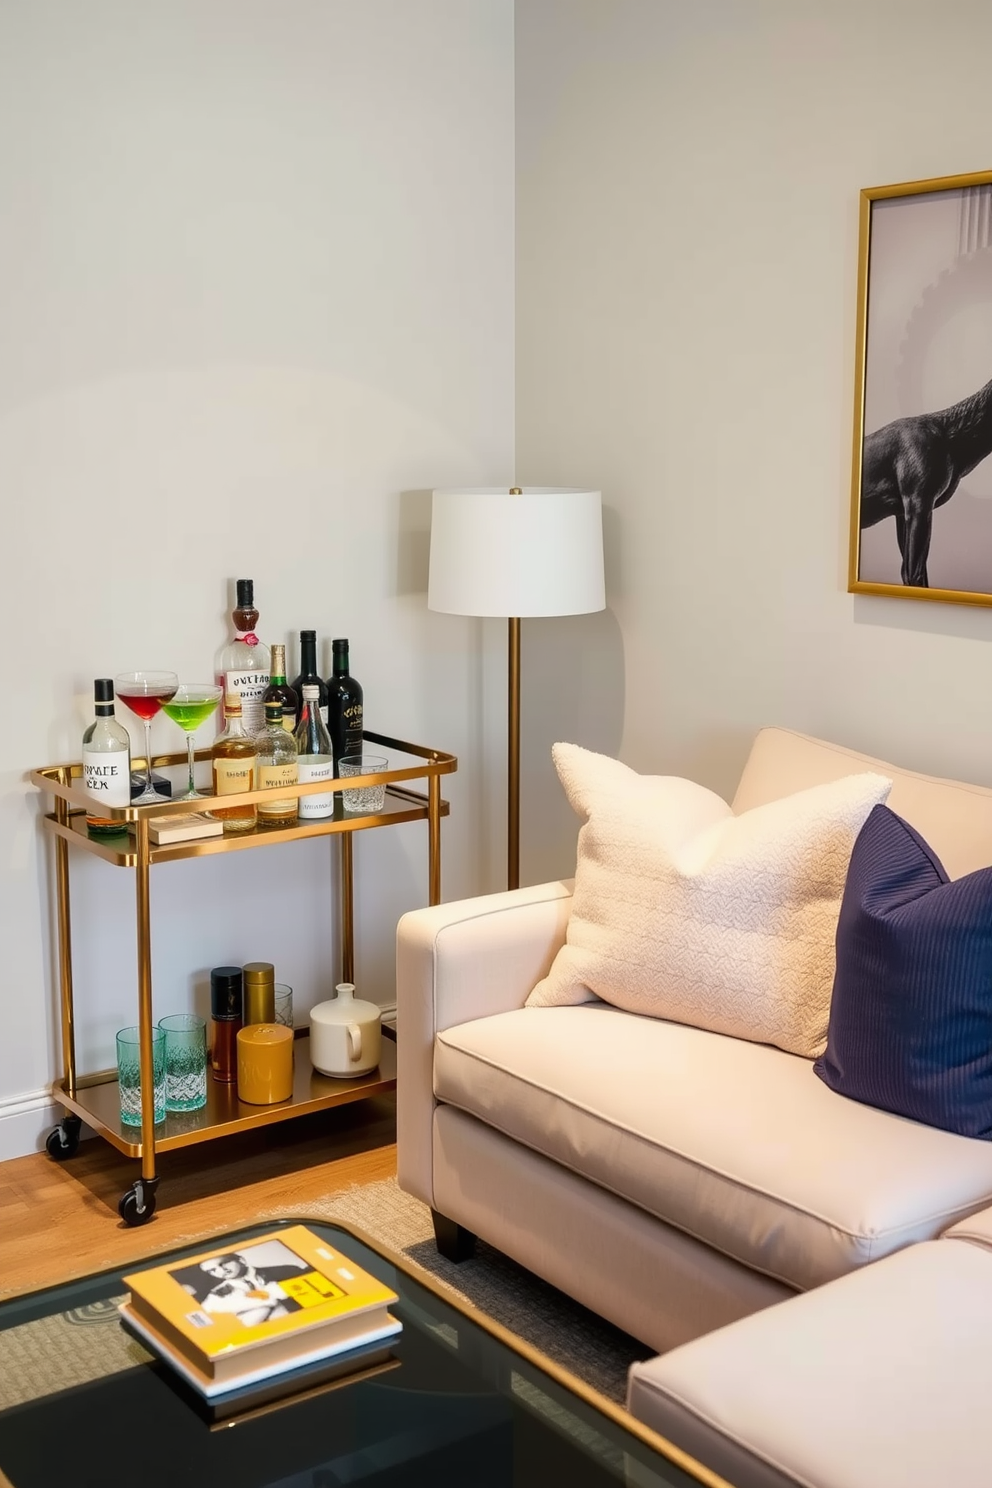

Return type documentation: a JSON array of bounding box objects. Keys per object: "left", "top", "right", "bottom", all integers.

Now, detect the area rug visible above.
[{"left": 259, "top": 1175, "right": 652, "bottom": 1404}]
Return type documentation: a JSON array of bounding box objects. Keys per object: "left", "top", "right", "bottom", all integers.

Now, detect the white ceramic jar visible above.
[{"left": 309, "top": 984, "right": 382, "bottom": 1077}]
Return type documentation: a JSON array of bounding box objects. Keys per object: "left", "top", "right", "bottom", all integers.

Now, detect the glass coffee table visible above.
[{"left": 0, "top": 1218, "right": 728, "bottom": 1488}]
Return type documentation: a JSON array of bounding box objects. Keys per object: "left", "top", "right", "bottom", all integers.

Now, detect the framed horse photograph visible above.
[{"left": 849, "top": 167, "right": 992, "bottom": 607}]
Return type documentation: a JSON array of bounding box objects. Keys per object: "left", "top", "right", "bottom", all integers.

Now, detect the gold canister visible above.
[
  {"left": 242, "top": 961, "right": 276, "bottom": 1025},
  {"left": 237, "top": 1023, "right": 294, "bottom": 1104}
]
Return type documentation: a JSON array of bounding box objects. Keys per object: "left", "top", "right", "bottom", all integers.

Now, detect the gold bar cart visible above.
[{"left": 30, "top": 730, "right": 456, "bottom": 1225}]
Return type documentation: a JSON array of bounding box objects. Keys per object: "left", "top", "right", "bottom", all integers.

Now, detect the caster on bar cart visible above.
[
  {"left": 45, "top": 1115, "right": 82, "bottom": 1161},
  {"left": 118, "top": 1177, "right": 158, "bottom": 1227}
]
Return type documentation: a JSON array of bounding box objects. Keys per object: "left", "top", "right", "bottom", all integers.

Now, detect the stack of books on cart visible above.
[{"left": 118, "top": 1225, "right": 401, "bottom": 1420}]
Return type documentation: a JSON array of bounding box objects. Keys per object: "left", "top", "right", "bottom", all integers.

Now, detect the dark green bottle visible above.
[{"left": 327, "top": 638, "right": 364, "bottom": 773}]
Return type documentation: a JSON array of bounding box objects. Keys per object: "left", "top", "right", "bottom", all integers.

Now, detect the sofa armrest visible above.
[{"left": 395, "top": 880, "right": 574, "bottom": 1207}]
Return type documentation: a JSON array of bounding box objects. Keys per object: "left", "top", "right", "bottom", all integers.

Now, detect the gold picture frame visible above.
[{"left": 849, "top": 167, "right": 992, "bottom": 606}]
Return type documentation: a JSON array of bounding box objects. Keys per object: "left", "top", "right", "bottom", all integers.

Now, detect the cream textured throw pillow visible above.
[{"left": 526, "top": 744, "right": 892, "bottom": 1058}]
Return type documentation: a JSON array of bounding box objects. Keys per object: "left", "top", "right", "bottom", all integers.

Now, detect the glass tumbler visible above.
[
  {"left": 340, "top": 754, "right": 388, "bottom": 813},
  {"left": 274, "top": 983, "right": 293, "bottom": 1029},
  {"left": 158, "top": 1013, "right": 208, "bottom": 1112},
  {"left": 116, "top": 1025, "right": 166, "bottom": 1127}
]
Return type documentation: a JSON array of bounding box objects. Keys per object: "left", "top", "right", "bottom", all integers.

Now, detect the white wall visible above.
[
  {"left": 0, "top": 0, "right": 514, "bottom": 1156},
  {"left": 516, "top": 0, "right": 992, "bottom": 885}
]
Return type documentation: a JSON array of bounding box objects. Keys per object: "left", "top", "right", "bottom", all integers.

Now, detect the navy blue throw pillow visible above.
[{"left": 814, "top": 804, "right": 992, "bottom": 1139}]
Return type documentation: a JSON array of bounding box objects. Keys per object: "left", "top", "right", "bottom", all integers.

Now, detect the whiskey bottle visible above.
[
  {"left": 256, "top": 699, "right": 299, "bottom": 827},
  {"left": 327, "top": 638, "right": 364, "bottom": 773},
  {"left": 210, "top": 694, "right": 257, "bottom": 832},
  {"left": 214, "top": 578, "right": 270, "bottom": 736},
  {"left": 294, "top": 683, "right": 334, "bottom": 820},
  {"left": 263, "top": 643, "right": 298, "bottom": 732},
  {"left": 291, "top": 630, "right": 328, "bottom": 727},
  {"left": 82, "top": 678, "right": 131, "bottom": 835}
]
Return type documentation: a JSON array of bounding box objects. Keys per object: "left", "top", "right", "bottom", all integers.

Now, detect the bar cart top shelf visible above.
[{"left": 30, "top": 728, "right": 457, "bottom": 863}]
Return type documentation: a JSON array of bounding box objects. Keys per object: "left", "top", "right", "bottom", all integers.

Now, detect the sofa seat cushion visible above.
[
  {"left": 434, "top": 1004, "right": 992, "bottom": 1290},
  {"left": 627, "top": 1241, "right": 992, "bottom": 1488}
]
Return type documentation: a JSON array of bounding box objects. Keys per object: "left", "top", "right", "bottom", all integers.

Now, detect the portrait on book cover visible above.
[
  {"left": 172, "top": 1239, "right": 310, "bottom": 1327},
  {"left": 850, "top": 170, "right": 992, "bottom": 607}
]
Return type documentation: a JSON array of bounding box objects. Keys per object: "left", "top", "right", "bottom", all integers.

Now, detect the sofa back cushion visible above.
[
  {"left": 526, "top": 743, "right": 890, "bottom": 1058},
  {"left": 734, "top": 728, "right": 992, "bottom": 881},
  {"left": 814, "top": 805, "right": 992, "bottom": 1139}
]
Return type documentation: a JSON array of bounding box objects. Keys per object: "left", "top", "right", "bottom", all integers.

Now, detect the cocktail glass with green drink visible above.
[{"left": 161, "top": 684, "right": 224, "bottom": 800}]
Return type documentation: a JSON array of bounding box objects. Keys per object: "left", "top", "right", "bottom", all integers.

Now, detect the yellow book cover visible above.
[{"left": 123, "top": 1225, "right": 398, "bottom": 1376}]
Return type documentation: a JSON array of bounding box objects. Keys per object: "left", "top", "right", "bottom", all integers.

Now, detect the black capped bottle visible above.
[
  {"left": 294, "top": 683, "right": 334, "bottom": 820},
  {"left": 327, "top": 638, "right": 364, "bottom": 773},
  {"left": 215, "top": 578, "right": 270, "bottom": 736},
  {"left": 82, "top": 679, "right": 131, "bottom": 835},
  {"left": 210, "top": 966, "right": 243, "bottom": 1083},
  {"left": 291, "top": 630, "right": 328, "bottom": 727}
]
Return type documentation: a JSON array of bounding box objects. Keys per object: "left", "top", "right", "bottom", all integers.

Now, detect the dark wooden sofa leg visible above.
[{"left": 432, "top": 1209, "right": 476, "bottom": 1262}]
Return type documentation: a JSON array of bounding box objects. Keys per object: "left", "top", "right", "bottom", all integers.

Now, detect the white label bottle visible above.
[
  {"left": 82, "top": 678, "right": 131, "bottom": 835},
  {"left": 294, "top": 683, "right": 335, "bottom": 820},
  {"left": 214, "top": 577, "right": 270, "bottom": 737}
]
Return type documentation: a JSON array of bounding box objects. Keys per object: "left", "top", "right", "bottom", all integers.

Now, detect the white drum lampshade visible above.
[{"left": 428, "top": 487, "right": 605, "bottom": 618}]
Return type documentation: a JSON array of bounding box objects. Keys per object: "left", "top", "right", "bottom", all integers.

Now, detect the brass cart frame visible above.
[{"left": 29, "top": 731, "right": 455, "bottom": 1225}]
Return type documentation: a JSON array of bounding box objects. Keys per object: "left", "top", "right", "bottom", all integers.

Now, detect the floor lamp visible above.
[{"left": 428, "top": 486, "right": 606, "bottom": 891}]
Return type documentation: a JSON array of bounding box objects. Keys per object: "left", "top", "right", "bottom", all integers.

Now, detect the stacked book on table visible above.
[{"left": 118, "top": 1224, "right": 401, "bottom": 1419}]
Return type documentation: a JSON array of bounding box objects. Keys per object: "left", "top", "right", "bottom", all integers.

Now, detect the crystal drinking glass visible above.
[
  {"left": 161, "top": 684, "right": 223, "bottom": 800},
  {"left": 114, "top": 671, "right": 179, "bottom": 805}
]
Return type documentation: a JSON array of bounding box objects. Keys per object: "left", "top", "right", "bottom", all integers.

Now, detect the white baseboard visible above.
[{"left": 0, "top": 1089, "right": 74, "bottom": 1162}]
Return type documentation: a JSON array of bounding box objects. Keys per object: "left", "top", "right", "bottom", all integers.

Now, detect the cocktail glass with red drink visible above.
[{"left": 114, "top": 671, "right": 179, "bottom": 805}]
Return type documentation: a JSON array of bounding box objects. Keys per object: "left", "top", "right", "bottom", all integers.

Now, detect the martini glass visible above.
[
  {"left": 115, "top": 671, "right": 179, "bottom": 805},
  {"left": 161, "top": 684, "right": 223, "bottom": 800}
]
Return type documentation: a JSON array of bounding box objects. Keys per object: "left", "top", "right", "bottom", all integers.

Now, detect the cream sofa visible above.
[{"left": 395, "top": 727, "right": 992, "bottom": 1483}]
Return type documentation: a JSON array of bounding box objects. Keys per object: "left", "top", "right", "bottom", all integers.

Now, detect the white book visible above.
[{"left": 119, "top": 1301, "right": 401, "bottom": 1400}]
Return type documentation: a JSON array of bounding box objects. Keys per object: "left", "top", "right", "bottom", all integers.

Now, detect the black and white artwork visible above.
[
  {"left": 171, "top": 1239, "right": 309, "bottom": 1327},
  {"left": 851, "top": 171, "right": 992, "bottom": 604}
]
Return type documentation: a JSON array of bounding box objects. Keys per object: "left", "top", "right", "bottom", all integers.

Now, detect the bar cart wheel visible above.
[
  {"left": 118, "top": 1177, "right": 158, "bottom": 1227},
  {"left": 45, "top": 1115, "right": 82, "bottom": 1161}
]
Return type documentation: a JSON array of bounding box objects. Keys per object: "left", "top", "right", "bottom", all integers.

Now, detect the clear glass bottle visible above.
[
  {"left": 210, "top": 694, "right": 257, "bottom": 832},
  {"left": 291, "top": 630, "right": 328, "bottom": 726},
  {"left": 327, "top": 637, "right": 364, "bottom": 773},
  {"left": 214, "top": 578, "right": 270, "bottom": 737},
  {"left": 256, "top": 699, "right": 299, "bottom": 827},
  {"left": 262, "top": 643, "right": 298, "bottom": 733},
  {"left": 294, "top": 682, "right": 335, "bottom": 820},
  {"left": 82, "top": 678, "right": 131, "bottom": 835}
]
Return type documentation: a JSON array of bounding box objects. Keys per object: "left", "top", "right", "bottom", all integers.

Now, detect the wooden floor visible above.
[{"left": 0, "top": 1094, "right": 397, "bottom": 1297}]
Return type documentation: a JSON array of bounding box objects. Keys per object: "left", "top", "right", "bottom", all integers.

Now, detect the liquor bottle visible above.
[
  {"left": 210, "top": 695, "right": 257, "bottom": 832},
  {"left": 290, "top": 630, "right": 328, "bottom": 727},
  {"left": 294, "top": 683, "right": 334, "bottom": 820},
  {"left": 327, "top": 638, "right": 364, "bottom": 773},
  {"left": 255, "top": 699, "right": 299, "bottom": 827},
  {"left": 82, "top": 678, "right": 131, "bottom": 835},
  {"left": 210, "top": 966, "right": 243, "bottom": 1083},
  {"left": 214, "top": 578, "right": 270, "bottom": 737},
  {"left": 263, "top": 644, "right": 298, "bottom": 733}
]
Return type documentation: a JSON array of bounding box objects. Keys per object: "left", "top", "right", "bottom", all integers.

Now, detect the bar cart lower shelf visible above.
[
  {"left": 31, "top": 729, "right": 454, "bottom": 1226},
  {"left": 51, "top": 1034, "right": 397, "bottom": 1159}
]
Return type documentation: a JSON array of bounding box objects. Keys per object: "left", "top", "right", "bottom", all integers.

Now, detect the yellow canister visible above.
[{"left": 237, "top": 1023, "right": 293, "bottom": 1104}]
